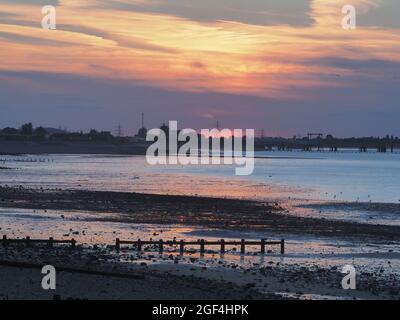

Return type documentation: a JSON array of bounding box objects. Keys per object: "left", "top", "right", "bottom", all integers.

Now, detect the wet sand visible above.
[
  {"left": 0, "top": 246, "right": 269, "bottom": 300},
  {"left": 1, "top": 244, "right": 399, "bottom": 300},
  {"left": 1, "top": 186, "right": 399, "bottom": 300},
  {"left": 300, "top": 202, "right": 400, "bottom": 214},
  {"left": 0, "top": 186, "right": 399, "bottom": 241}
]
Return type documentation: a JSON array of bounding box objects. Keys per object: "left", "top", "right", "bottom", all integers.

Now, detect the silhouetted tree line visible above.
[
  {"left": 51, "top": 129, "right": 120, "bottom": 142},
  {"left": 0, "top": 123, "right": 127, "bottom": 142},
  {"left": 0, "top": 123, "right": 48, "bottom": 138}
]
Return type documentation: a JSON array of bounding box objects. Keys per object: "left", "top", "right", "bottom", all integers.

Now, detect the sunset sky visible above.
[{"left": 0, "top": 0, "right": 399, "bottom": 136}]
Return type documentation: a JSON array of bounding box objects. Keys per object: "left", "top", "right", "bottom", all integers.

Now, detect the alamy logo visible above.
[
  {"left": 341, "top": 265, "right": 356, "bottom": 290},
  {"left": 342, "top": 5, "right": 356, "bottom": 30},
  {"left": 146, "top": 121, "right": 255, "bottom": 175},
  {"left": 41, "top": 5, "right": 56, "bottom": 30},
  {"left": 41, "top": 265, "right": 56, "bottom": 290}
]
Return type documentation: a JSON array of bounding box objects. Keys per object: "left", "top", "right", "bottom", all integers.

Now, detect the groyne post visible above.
[
  {"left": 240, "top": 239, "right": 245, "bottom": 254},
  {"left": 261, "top": 239, "right": 265, "bottom": 254},
  {"left": 200, "top": 239, "right": 205, "bottom": 254},
  {"left": 2, "top": 235, "right": 7, "bottom": 246}
]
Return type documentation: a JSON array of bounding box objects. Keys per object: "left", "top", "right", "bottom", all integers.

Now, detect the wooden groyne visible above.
[
  {"left": 1, "top": 235, "right": 76, "bottom": 248},
  {"left": 1, "top": 235, "right": 285, "bottom": 255},
  {"left": 116, "top": 238, "right": 285, "bottom": 254}
]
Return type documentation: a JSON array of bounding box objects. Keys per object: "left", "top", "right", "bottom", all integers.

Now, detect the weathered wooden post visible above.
[
  {"left": 200, "top": 239, "right": 205, "bottom": 254},
  {"left": 137, "top": 239, "right": 142, "bottom": 251},
  {"left": 179, "top": 240, "right": 184, "bottom": 254},
  {"left": 115, "top": 238, "right": 120, "bottom": 250},
  {"left": 220, "top": 239, "right": 225, "bottom": 253},
  {"left": 49, "top": 237, "right": 54, "bottom": 247},
  {"left": 280, "top": 239, "right": 285, "bottom": 255},
  {"left": 159, "top": 239, "right": 163, "bottom": 253},
  {"left": 261, "top": 239, "right": 265, "bottom": 254},
  {"left": 240, "top": 239, "right": 245, "bottom": 254}
]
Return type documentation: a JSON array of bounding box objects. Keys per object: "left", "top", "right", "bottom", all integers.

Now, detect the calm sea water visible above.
[{"left": 1, "top": 151, "right": 400, "bottom": 203}]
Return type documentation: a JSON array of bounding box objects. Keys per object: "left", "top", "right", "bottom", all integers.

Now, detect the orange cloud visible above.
[{"left": 0, "top": 0, "right": 399, "bottom": 99}]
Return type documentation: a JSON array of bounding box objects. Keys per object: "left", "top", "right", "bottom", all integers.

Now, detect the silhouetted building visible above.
[
  {"left": 160, "top": 123, "right": 169, "bottom": 134},
  {"left": 136, "top": 112, "right": 147, "bottom": 139}
]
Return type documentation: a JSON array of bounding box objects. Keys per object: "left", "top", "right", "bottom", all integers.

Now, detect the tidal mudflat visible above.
[{"left": 0, "top": 187, "right": 399, "bottom": 300}]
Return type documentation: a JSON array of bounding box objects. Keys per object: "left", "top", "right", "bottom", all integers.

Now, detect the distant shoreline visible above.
[
  {"left": 1, "top": 140, "right": 399, "bottom": 158},
  {"left": 0, "top": 141, "right": 148, "bottom": 155}
]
